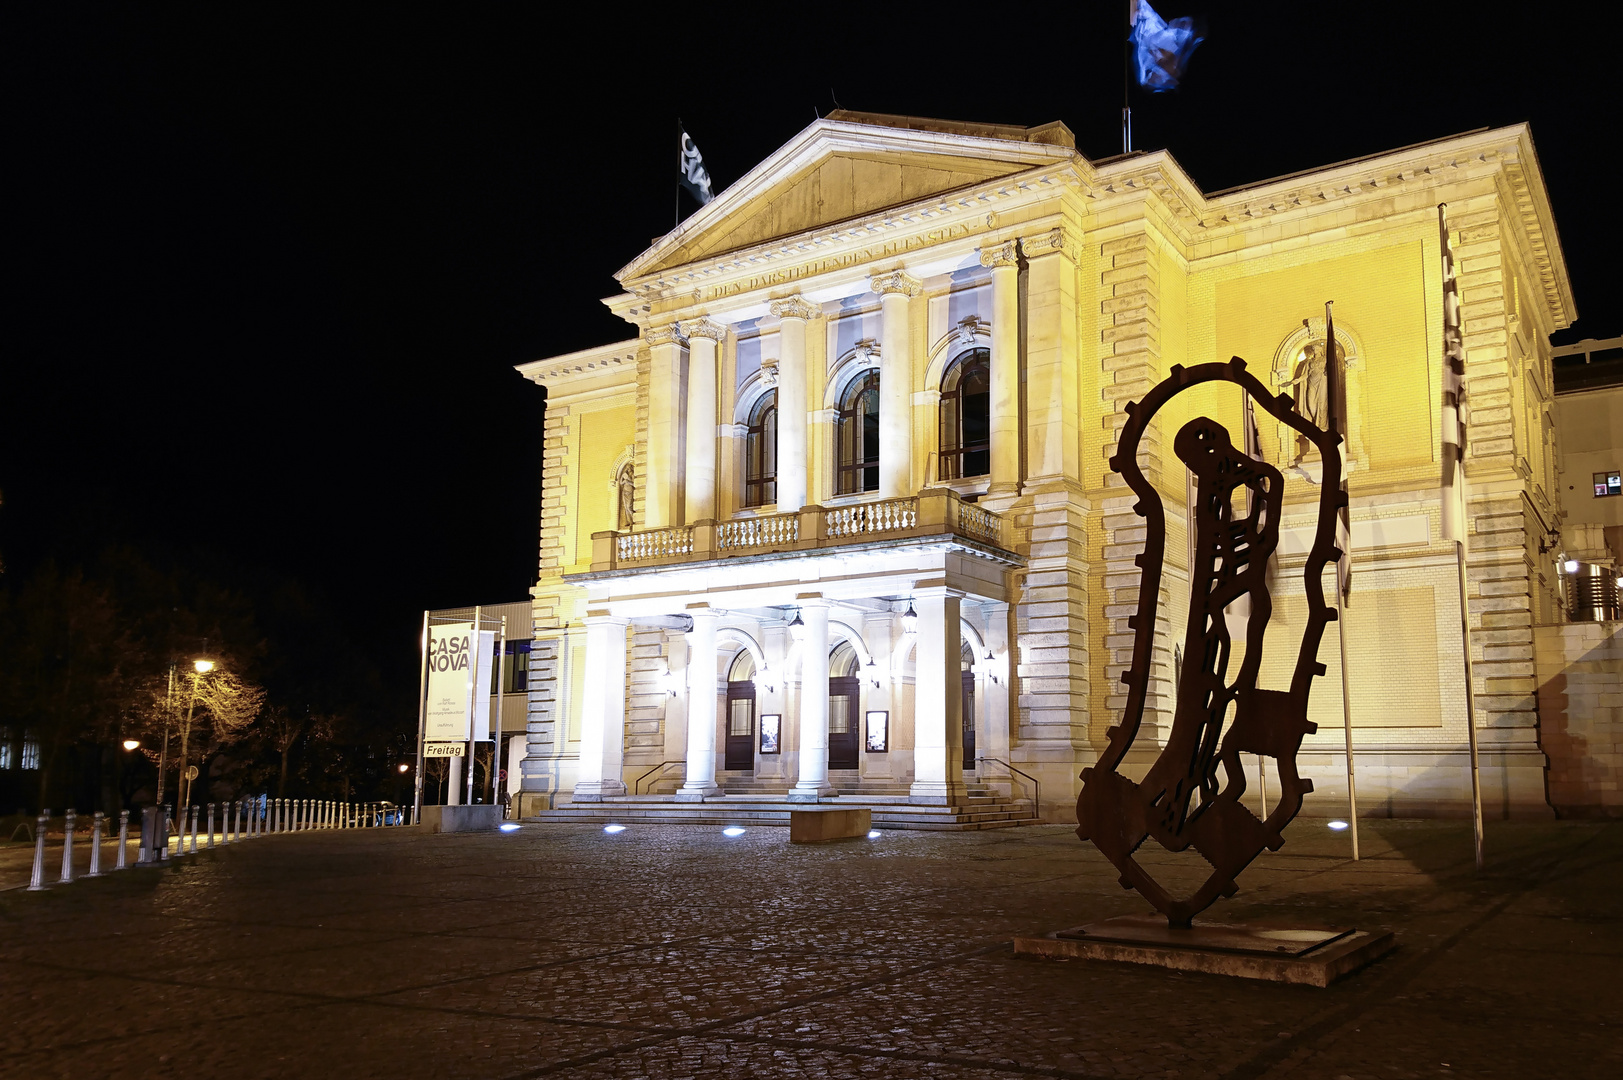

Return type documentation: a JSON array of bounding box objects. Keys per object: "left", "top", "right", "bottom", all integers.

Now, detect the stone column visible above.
[
  {"left": 980, "top": 241, "right": 1020, "bottom": 495},
  {"left": 682, "top": 318, "right": 726, "bottom": 523},
  {"left": 910, "top": 588, "right": 966, "bottom": 805},
  {"left": 676, "top": 608, "right": 722, "bottom": 800},
  {"left": 789, "top": 599, "right": 836, "bottom": 801},
  {"left": 872, "top": 270, "right": 922, "bottom": 499},
  {"left": 770, "top": 296, "right": 819, "bottom": 512},
  {"left": 645, "top": 324, "right": 687, "bottom": 528},
  {"left": 573, "top": 614, "right": 629, "bottom": 801}
]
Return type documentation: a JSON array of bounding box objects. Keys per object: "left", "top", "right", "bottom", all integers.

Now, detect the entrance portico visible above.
[{"left": 567, "top": 489, "right": 1021, "bottom": 809}]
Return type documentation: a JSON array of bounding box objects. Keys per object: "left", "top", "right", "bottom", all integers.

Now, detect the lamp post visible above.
[{"left": 177, "top": 659, "right": 215, "bottom": 809}]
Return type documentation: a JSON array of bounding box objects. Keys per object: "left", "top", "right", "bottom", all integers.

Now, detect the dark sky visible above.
[{"left": 3, "top": 3, "right": 1618, "bottom": 686}]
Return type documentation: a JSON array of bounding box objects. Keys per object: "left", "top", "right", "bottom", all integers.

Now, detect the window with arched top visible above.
[
  {"left": 744, "top": 391, "right": 777, "bottom": 508},
  {"left": 939, "top": 349, "right": 990, "bottom": 480},
  {"left": 836, "top": 370, "right": 880, "bottom": 495}
]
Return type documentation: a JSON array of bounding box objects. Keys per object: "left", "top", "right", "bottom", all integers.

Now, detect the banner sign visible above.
[
  {"left": 473, "top": 630, "right": 496, "bottom": 742},
  {"left": 424, "top": 741, "right": 466, "bottom": 757},
  {"left": 425, "top": 621, "right": 476, "bottom": 742}
]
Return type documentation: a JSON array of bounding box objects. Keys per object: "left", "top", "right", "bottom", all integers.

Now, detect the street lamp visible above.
[
  {"left": 194, "top": 659, "right": 215, "bottom": 674},
  {"left": 122, "top": 739, "right": 140, "bottom": 752},
  {"left": 176, "top": 658, "right": 215, "bottom": 808}
]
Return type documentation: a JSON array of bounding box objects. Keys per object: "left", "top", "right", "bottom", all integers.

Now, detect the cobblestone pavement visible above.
[{"left": 2, "top": 817, "right": 1619, "bottom": 1079}]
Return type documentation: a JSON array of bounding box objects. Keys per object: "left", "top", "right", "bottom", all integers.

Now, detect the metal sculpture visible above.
[{"left": 1076, "top": 357, "right": 1346, "bottom": 928}]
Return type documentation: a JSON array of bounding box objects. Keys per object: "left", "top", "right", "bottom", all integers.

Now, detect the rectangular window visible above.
[
  {"left": 20, "top": 730, "right": 41, "bottom": 770},
  {"left": 0, "top": 727, "right": 12, "bottom": 770},
  {"left": 500, "top": 640, "right": 531, "bottom": 694},
  {"left": 1594, "top": 471, "right": 1622, "bottom": 497}
]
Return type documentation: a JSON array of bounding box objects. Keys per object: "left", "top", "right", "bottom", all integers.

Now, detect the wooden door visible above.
[
  {"left": 828, "top": 675, "right": 859, "bottom": 770},
  {"left": 724, "top": 681, "right": 755, "bottom": 772}
]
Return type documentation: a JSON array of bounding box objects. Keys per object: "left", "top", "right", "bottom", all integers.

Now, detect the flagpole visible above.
[
  {"left": 1456, "top": 539, "right": 1484, "bottom": 869},
  {"left": 1325, "top": 299, "right": 1359, "bottom": 861},
  {"left": 675, "top": 118, "right": 682, "bottom": 228},
  {"left": 1123, "top": 1, "right": 1134, "bottom": 153}
]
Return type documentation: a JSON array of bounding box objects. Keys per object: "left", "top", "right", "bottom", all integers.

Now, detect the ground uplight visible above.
[
  {"left": 867, "top": 830, "right": 881, "bottom": 839},
  {"left": 603, "top": 824, "right": 626, "bottom": 834},
  {"left": 499, "top": 823, "right": 521, "bottom": 832},
  {"left": 721, "top": 826, "right": 746, "bottom": 837},
  {"left": 1327, "top": 820, "right": 1349, "bottom": 831}
]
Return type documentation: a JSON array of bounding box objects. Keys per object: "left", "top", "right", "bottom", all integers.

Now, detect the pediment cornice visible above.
[{"left": 617, "top": 118, "right": 1079, "bottom": 284}]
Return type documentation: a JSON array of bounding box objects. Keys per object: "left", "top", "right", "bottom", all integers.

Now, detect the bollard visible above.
[
  {"left": 207, "top": 803, "right": 216, "bottom": 849},
  {"left": 116, "top": 810, "right": 129, "bottom": 870},
  {"left": 233, "top": 798, "right": 241, "bottom": 842},
  {"left": 60, "top": 810, "right": 77, "bottom": 884},
  {"left": 28, "top": 812, "right": 50, "bottom": 891},
  {"left": 88, "top": 811, "right": 105, "bottom": 877},
  {"left": 277, "top": 798, "right": 284, "bottom": 832},
  {"left": 161, "top": 806, "right": 173, "bottom": 860},
  {"left": 189, "top": 805, "right": 200, "bottom": 854}
]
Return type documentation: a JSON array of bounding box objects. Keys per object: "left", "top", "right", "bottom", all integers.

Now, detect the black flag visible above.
[
  {"left": 679, "top": 129, "right": 714, "bottom": 206},
  {"left": 1323, "top": 301, "right": 1352, "bottom": 605}
]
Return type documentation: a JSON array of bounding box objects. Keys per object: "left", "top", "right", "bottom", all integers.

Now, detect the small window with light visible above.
[{"left": 1594, "top": 471, "right": 1622, "bottom": 497}]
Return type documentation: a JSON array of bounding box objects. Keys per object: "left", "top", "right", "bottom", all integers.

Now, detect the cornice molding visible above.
[
  {"left": 871, "top": 269, "right": 924, "bottom": 298},
  {"left": 516, "top": 340, "right": 641, "bottom": 386},
  {"left": 768, "top": 295, "right": 821, "bottom": 321},
  {"left": 978, "top": 241, "right": 1018, "bottom": 269}
]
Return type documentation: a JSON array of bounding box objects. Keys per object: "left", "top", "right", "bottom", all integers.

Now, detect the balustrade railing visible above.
[
  {"left": 956, "top": 502, "right": 1001, "bottom": 546},
  {"left": 602, "top": 491, "right": 1006, "bottom": 570},
  {"left": 617, "top": 526, "right": 693, "bottom": 564},
  {"left": 718, "top": 513, "right": 798, "bottom": 552},
  {"left": 825, "top": 497, "right": 917, "bottom": 538}
]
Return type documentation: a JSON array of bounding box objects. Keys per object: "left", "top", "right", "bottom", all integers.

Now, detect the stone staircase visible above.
[{"left": 524, "top": 779, "right": 1039, "bottom": 832}]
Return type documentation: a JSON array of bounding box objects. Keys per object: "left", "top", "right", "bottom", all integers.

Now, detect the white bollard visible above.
[
  {"left": 28, "top": 812, "right": 50, "bottom": 891},
  {"left": 88, "top": 812, "right": 105, "bottom": 877},
  {"left": 116, "top": 810, "right": 129, "bottom": 870},
  {"left": 189, "top": 805, "right": 200, "bottom": 854},
  {"left": 162, "top": 806, "right": 173, "bottom": 860},
  {"left": 207, "top": 803, "right": 216, "bottom": 849},
  {"left": 60, "top": 810, "right": 77, "bottom": 884}
]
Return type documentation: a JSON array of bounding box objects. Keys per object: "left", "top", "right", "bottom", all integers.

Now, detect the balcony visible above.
[{"left": 589, "top": 488, "right": 1012, "bottom": 573}]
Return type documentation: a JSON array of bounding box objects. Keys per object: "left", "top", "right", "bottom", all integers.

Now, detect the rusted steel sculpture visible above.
[{"left": 1076, "top": 357, "right": 1346, "bottom": 928}]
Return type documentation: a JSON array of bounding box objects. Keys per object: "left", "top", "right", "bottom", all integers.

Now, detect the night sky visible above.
[{"left": 4, "top": 4, "right": 1618, "bottom": 697}]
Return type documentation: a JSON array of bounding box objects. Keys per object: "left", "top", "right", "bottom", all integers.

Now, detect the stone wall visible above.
[{"left": 1535, "top": 621, "right": 1623, "bottom": 817}]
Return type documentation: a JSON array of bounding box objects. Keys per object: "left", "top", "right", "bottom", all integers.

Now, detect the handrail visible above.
[
  {"left": 977, "top": 756, "right": 1040, "bottom": 816},
  {"left": 633, "top": 760, "right": 686, "bottom": 795}
]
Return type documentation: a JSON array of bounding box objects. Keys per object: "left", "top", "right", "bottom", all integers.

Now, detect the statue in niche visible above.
[
  {"left": 1075, "top": 356, "right": 1346, "bottom": 928},
  {"left": 1282, "top": 336, "right": 1346, "bottom": 470},
  {"left": 615, "top": 462, "right": 635, "bottom": 531}
]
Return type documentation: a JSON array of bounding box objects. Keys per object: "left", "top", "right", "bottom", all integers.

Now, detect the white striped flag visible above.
[{"left": 1439, "top": 204, "right": 1470, "bottom": 545}]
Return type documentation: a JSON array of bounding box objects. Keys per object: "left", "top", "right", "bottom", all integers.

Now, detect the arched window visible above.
[
  {"left": 836, "top": 370, "right": 880, "bottom": 495},
  {"left": 744, "top": 392, "right": 777, "bottom": 508},
  {"left": 939, "top": 349, "right": 990, "bottom": 480}
]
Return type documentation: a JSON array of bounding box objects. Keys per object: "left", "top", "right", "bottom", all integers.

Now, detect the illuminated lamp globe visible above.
[
  {"left": 901, "top": 602, "right": 918, "bottom": 635},
  {"left": 787, "top": 611, "right": 805, "bottom": 643},
  {"left": 1564, "top": 559, "right": 1580, "bottom": 574},
  {"left": 193, "top": 659, "right": 215, "bottom": 674},
  {"left": 398, "top": 763, "right": 410, "bottom": 773},
  {"left": 122, "top": 739, "right": 140, "bottom": 752}
]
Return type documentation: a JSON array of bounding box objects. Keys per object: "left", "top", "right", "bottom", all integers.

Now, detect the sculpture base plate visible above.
[{"left": 1013, "top": 913, "right": 1395, "bottom": 987}]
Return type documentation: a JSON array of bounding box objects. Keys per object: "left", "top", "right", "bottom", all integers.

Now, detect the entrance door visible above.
[
  {"left": 724, "top": 651, "right": 757, "bottom": 772},
  {"left": 828, "top": 676, "right": 860, "bottom": 769},
  {"left": 725, "top": 686, "right": 755, "bottom": 771}
]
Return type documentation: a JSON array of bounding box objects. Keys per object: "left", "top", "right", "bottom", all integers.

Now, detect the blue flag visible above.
[{"left": 1130, "top": 1, "right": 1205, "bottom": 92}]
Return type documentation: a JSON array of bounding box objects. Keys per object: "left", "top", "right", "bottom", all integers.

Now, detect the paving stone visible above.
[{"left": 1, "top": 819, "right": 1619, "bottom": 1078}]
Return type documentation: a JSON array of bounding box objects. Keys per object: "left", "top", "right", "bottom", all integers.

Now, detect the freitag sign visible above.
[{"left": 425, "top": 622, "right": 476, "bottom": 741}]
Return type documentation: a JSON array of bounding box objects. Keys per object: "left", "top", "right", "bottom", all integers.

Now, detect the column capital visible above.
[
  {"left": 870, "top": 269, "right": 923, "bottom": 298},
  {"left": 1019, "top": 227, "right": 1071, "bottom": 261},
  {"left": 583, "top": 611, "right": 630, "bottom": 628},
  {"left": 978, "top": 241, "right": 1019, "bottom": 269},
  {"left": 645, "top": 323, "right": 687, "bottom": 347},
  {"left": 769, "top": 295, "right": 821, "bottom": 321},
  {"left": 681, "top": 316, "right": 727, "bottom": 342}
]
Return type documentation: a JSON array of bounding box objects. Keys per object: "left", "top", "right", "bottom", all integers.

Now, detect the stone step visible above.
[{"left": 525, "top": 796, "right": 1038, "bottom": 832}]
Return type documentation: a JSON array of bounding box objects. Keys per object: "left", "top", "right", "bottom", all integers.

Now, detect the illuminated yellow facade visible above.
[{"left": 516, "top": 112, "right": 1573, "bottom": 821}]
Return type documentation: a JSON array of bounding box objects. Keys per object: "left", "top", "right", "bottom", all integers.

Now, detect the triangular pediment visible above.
[{"left": 619, "top": 118, "right": 1077, "bottom": 283}]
